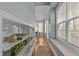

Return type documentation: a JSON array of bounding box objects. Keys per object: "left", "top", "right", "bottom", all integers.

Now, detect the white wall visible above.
[
  {"left": 0, "top": 17, "right": 2, "bottom": 56},
  {"left": 3, "top": 23, "right": 19, "bottom": 38},
  {"left": 50, "top": 9, "right": 56, "bottom": 39},
  {"left": 47, "top": 2, "right": 58, "bottom": 39},
  {"left": 44, "top": 8, "right": 56, "bottom": 39},
  {"left": 2, "top": 22, "right": 31, "bottom": 38},
  {"left": 0, "top": 2, "right": 35, "bottom": 25},
  {"left": 22, "top": 25, "right": 30, "bottom": 35}
]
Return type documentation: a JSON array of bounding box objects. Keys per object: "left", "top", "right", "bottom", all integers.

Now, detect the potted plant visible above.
[{"left": 10, "top": 47, "right": 16, "bottom": 56}]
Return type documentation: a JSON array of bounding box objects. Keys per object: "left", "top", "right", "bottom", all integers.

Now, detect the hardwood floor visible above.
[{"left": 32, "top": 36, "right": 54, "bottom": 56}]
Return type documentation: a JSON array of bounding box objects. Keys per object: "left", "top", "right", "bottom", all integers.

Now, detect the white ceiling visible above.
[
  {"left": 0, "top": 2, "right": 35, "bottom": 25},
  {"left": 34, "top": 2, "right": 58, "bottom": 8},
  {"left": 0, "top": 2, "right": 58, "bottom": 24},
  {"left": 35, "top": 2, "right": 58, "bottom": 21},
  {"left": 35, "top": 6, "right": 49, "bottom": 21}
]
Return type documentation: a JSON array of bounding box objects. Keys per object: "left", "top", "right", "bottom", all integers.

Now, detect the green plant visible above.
[
  {"left": 9, "top": 41, "right": 25, "bottom": 56},
  {"left": 10, "top": 46, "right": 16, "bottom": 56}
]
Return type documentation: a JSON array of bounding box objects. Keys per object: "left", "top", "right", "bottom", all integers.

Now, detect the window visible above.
[
  {"left": 68, "top": 18, "right": 79, "bottom": 47},
  {"left": 58, "top": 23, "right": 66, "bottom": 39},
  {"left": 35, "top": 23, "right": 39, "bottom": 32},
  {"left": 57, "top": 3, "right": 66, "bottom": 24},
  {"left": 38, "top": 22, "right": 43, "bottom": 32},
  {"left": 57, "top": 3, "right": 66, "bottom": 39},
  {"left": 67, "top": 3, "right": 79, "bottom": 19},
  {"left": 57, "top": 2, "right": 79, "bottom": 48},
  {"left": 67, "top": 3, "right": 79, "bottom": 47},
  {"left": 35, "top": 22, "right": 43, "bottom": 33},
  {"left": 68, "top": 20, "right": 74, "bottom": 43}
]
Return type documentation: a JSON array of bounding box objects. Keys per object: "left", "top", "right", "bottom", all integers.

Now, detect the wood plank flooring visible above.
[{"left": 32, "top": 36, "right": 54, "bottom": 56}]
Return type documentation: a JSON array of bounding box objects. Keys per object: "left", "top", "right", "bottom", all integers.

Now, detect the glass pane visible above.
[
  {"left": 67, "top": 3, "right": 79, "bottom": 19},
  {"left": 58, "top": 23, "right": 66, "bottom": 39},
  {"left": 57, "top": 3, "right": 66, "bottom": 23},
  {"left": 68, "top": 18, "right": 79, "bottom": 47},
  {"left": 35, "top": 23, "right": 39, "bottom": 32},
  {"left": 68, "top": 20, "right": 73, "bottom": 42},
  {"left": 38, "top": 22, "right": 43, "bottom": 32}
]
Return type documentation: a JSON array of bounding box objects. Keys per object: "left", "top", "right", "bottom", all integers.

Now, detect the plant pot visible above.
[{"left": 11, "top": 52, "right": 16, "bottom": 56}]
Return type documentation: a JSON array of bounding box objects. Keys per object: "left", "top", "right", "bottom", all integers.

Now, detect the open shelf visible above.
[
  {"left": 1, "top": 8, "right": 34, "bottom": 56},
  {"left": 17, "top": 38, "right": 34, "bottom": 56},
  {"left": 17, "top": 43, "right": 30, "bottom": 56},
  {"left": 2, "top": 35, "right": 31, "bottom": 51}
]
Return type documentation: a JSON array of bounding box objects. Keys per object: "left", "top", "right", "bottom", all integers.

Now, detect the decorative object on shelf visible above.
[
  {"left": 4, "top": 34, "right": 27, "bottom": 42},
  {"left": 15, "top": 34, "right": 22, "bottom": 40},
  {"left": 3, "top": 34, "right": 33, "bottom": 56},
  {"left": 8, "top": 34, "right": 17, "bottom": 42},
  {"left": 15, "top": 34, "right": 27, "bottom": 40}
]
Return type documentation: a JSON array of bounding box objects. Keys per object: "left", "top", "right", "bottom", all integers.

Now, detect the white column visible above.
[
  {"left": 47, "top": 20, "right": 49, "bottom": 39},
  {"left": 0, "top": 17, "right": 2, "bottom": 56}
]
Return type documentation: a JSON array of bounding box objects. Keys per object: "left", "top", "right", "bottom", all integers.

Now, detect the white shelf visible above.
[
  {"left": 2, "top": 35, "right": 31, "bottom": 51},
  {"left": 17, "top": 38, "right": 35, "bottom": 56},
  {"left": 17, "top": 44, "right": 30, "bottom": 56}
]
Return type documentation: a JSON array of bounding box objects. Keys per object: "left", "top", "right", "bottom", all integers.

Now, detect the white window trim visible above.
[{"left": 56, "top": 2, "right": 79, "bottom": 49}]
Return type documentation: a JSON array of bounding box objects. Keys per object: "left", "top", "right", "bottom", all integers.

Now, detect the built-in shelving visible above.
[
  {"left": 0, "top": 8, "right": 34, "bottom": 56},
  {"left": 17, "top": 38, "right": 35, "bottom": 56},
  {"left": 2, "top": 35, "right": 31, "bottom": 51}
]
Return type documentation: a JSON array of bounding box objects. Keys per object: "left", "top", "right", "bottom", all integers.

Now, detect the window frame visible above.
[{"left": 56, "top": 2, "right": 79, "bottom": 48}]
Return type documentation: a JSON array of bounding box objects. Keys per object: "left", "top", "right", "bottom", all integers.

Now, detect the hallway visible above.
[
  {"left": 32, "top": 36, "right": 54, "bottom": 56},
  {"left": 1, "top": 2, "right": 79, "bottom": 56}
]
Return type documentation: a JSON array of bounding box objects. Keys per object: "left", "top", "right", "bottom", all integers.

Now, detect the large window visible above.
[
  {"left": 35, "top": 23, "right": 39, "bottom": 32},
  {"left": 38, "top": 22, "right": 43, "bottom": 32},
  {"left": 57, "top": 3, "right": 66, "bottom": 24},
  {"left": 68, "top": 20, "right": 74, "bottom": 43},
  {"left": 58, "top": 23, "right": 66, "bottom": 39},
  {"left": 67, "top": 3, "right": 79, "bottom": 19},
  {"left": 35, "top": 22, "right": 43, "bottom": 33},
  {"left": 57, "top": 2, "right": 79, "bottom": 48},
  {"left": 68, "top": 19, "right": 79, "bottom": 47},
  {"left": 57, "top": 3, "right": 66, "bottom": 39},
  {"left": 67, "top": 3, "right": 79, "bottom": 47}
]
